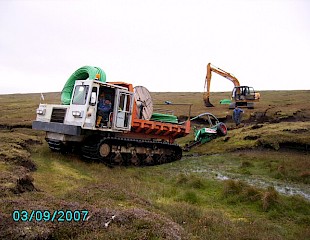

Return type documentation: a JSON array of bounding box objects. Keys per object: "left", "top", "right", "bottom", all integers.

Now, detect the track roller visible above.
[{"left": 81, "top": 136, "right": 183, "bottom": 166}]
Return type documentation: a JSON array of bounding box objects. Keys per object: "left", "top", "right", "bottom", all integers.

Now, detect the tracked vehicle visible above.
[{"left": 32, "top": 66, "right": 190, "bottom": 165}]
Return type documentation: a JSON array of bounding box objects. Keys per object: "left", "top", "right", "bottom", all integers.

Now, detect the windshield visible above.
[{"left": 72, "top": 85, "right": 89, "bottom": 105}]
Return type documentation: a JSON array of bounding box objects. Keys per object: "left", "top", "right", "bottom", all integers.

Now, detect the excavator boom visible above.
[{"left": 203, "top": 63, "right": 259, "bottom": 108}]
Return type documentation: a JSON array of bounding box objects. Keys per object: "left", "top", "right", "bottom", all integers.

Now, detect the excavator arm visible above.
[{"left": 203, "top": 63, "right": 240, "bottom": 107}]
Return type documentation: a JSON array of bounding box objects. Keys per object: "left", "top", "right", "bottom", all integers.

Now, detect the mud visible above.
[
  {"left": 257, "top": 140, "right": 310, "bottom": 151},
  {"left": 0, "top": 127, "right": 41, "bottom": 199},
  {"left": 7, "top": 156, "right": 37, "bottom": 172},
  {"left": 250, "top": 124, "right": 264, "bottom": 130},
  {"left": 190, "top": 106, "right": 310, "bottom": 126},
  {"left": 19, "top": 139, "right": 42, "bottom": 153},
  {"left": 13, "top": 175, "right": 37, "bottom": 194},
  {"left": 283, "top": 128, "right": 309, "bottom": 134},
  {"left": 279, "top": 142, "right": 310, "bottom": 151},
  {"left": 0, "top": 123, "right": 32, "bottom": 130},
  {"left": 243, "top": 135, "right": 260, "bottom": 140}
]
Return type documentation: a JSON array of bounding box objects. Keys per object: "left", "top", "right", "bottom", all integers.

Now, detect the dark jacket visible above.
[{"left": 98, "top": 98, "right": 112, "bottom": 113}]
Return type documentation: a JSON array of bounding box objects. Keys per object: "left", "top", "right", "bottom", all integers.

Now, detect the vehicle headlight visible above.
[
  {"left": 36, "top": 108, "right": 46, "bottom": 115},
  {"left": 72, "top": 111, "right": 84, "bottom": 118}
]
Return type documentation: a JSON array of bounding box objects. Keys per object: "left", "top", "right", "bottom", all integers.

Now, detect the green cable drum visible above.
[
  {"left": 61, "top": 66, "right": 106, "bottom": 105},
  {"left": 220, "top": 99, "right": 231, "bottom": 105},
  {"left": 150, "top": 112, "right": 178, "bottom": 124}
]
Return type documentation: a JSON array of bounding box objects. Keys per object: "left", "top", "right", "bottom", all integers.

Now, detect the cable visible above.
[{"left": 61, "top": 66, "right": 106, "bottom": 105}]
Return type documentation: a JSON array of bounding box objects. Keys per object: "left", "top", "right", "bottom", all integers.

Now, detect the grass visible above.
[
  {"left": 152, "top": 90, "right": 310, "bottom": 120},
  {"left": 1, "top": 142, "right": 310, "bottom": 239},
  {"left": 0, "top": 91, "right": 310, "bottom": 239},
  {"left": 194, "top": 150, "right": 310, "bottom": 184},
  {"left": 1, "top": 90, "right": 309, "bottom": 126},
  {"left": 242, "top": 151, "right": 310, "bottom": 184},
  {"left": 183, "top": 121, "right": 310, "bottom": 155},
  {"left": 155, "top": 172, "right": 310, "bottom": 239},
  {"left": 0, "top": 92, "right": 61, "bottom": 126},
  {"left": 0, "top": 161, "right": 8, "bottom": 171}
]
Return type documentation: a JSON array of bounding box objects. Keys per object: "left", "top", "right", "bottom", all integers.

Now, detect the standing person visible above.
[{"left": 233, "top": 106, "right": 244, "bottom": 126}]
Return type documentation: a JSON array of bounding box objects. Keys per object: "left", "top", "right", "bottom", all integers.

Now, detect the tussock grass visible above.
[
  {"left": 176, "top": 173, "right": 205, "bottom": 189},
  {"left": 223, "top": 180, "right": 247, "bottom": 197},
  {"left": 222, "top": 179, "right": 310, "bottom": 225},
  {"left": 231, "top": 150, "right": 309, "bottom": 184},
  {"left": 262, "top": 187, "right": 279, "bottom": 211},
  {"left": 178, "top": 190, "right": 200, "bottom": 204},
  {"left": 1, "top": 91, "right": 310, "bottom": 239},
  {"left": 2, "top": 144, "right": 310, "bottom": 239},
  {"left": 152, "top": 90, "right": 310, "bottom": 121},
  {"left": 159, "top": 202, "right": 293, "bottom": 240},
  {"left": 240, "top": 160, "right": 253, "bottom": 168},
  {"left": 191, "top": 121, "right": 310, "bottom": 155}
]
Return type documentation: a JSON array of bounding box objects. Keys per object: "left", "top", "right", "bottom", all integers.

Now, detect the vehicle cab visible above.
[{"left": 33, "top": 80, "right": 135, "bottom": 137}]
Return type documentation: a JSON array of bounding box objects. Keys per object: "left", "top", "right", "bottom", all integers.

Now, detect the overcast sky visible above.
[{"left": 0, "top": 0, "right": 309, "bottom": 94}]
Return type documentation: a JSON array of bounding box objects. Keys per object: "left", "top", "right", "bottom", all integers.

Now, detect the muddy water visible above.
[
  {"left": 184, "top": 156, "right": 310, "bottom": 201},
  {"left": 213, "top": 171, "right": 310, "bottom": 201}
]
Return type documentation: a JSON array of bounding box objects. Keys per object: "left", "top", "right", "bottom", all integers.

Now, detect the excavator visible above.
[{"left": 203, "top": 63, "right": 260, "bottom": 109}]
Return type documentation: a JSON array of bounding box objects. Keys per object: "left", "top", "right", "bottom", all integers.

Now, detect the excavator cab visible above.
[
  {"left": 230, "top": 86, "right": 259, "bottom": 109},
  {"left": 232, "top": 86, "right": 256, "bottom": 100}
]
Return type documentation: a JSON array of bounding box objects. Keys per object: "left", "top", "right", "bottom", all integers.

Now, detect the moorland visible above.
[{"left": 0, "top": 90, "right": 309, "bottom": 239}]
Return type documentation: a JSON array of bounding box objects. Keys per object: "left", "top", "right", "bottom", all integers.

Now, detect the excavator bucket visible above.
[{"left": 204, "top": 97, "right": 214, "bottom": 107}]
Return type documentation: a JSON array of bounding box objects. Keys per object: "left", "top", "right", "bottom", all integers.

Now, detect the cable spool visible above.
[
  {"left": 134, "top": 86, "right": 153, "bottom": 120},
  {"left": 61, "top": 66, "right": 106, "bottom": 105}
]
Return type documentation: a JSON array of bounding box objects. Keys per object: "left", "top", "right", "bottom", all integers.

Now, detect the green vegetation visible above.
[
  {"left": 0, "top": 92, "right": 61, "bottom": 126},
  {"left": 152, "top": 90, "right": 310, "bottom": 120},
  {"left": 179, "top": 121, "right": 310, "bottom": 154},
  {"left": 179, "top": 150, "right": 310, "bottom": 185},
  {"left": 0, "top": 91, "right": 310, "bottom": 239},
  {"left": 2, "top": 143, "right": 309, "bottom": 239}
]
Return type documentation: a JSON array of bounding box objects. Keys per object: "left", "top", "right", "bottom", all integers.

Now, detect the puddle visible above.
[
  {"left": 243, "top": 177, "right": 310, "bottom": 201},
  {"left": 189, "top": 167, "right": 310, "bottom": 201},
  {"left": 215, "top": 172, "right": 229, "bottom": 180}
]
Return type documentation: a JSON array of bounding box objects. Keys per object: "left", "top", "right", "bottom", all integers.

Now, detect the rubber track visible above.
[{"left": 81, "top": 136, "right": 182, "bottom": 166}]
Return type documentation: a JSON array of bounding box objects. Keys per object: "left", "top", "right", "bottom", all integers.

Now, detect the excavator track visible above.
[{"left": 81, "top": 136, "right": 182, "bottom": 166}]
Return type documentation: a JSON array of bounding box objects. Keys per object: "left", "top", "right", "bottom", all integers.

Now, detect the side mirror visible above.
[{"left": 90, "top": 92, "right": 97, "bottom": 106}]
